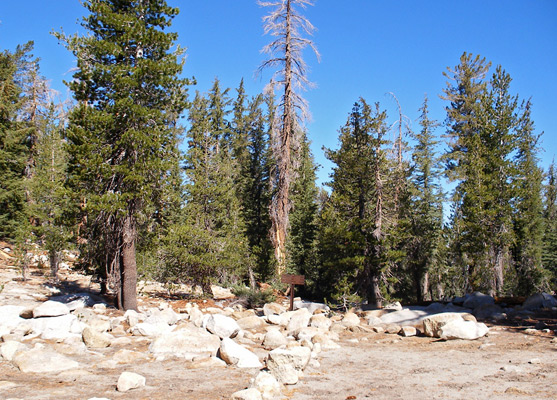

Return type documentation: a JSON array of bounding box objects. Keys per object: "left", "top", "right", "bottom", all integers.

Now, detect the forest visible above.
[{"left": 1, "top": 0, "right": 556, "bottom": 311}]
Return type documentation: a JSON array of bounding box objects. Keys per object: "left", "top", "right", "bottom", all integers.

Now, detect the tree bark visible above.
[
  {"left": 119, "top": 215, "right": 138, "bottom": 311},
  {"left": 49, "top": 249, "right": 60, "bottom": 282}
]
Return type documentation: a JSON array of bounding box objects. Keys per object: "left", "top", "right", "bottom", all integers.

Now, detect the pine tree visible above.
[
  {"left": 56, "top": 0, "right": 189, "bottom": 310},
  {"left": 542, "top": 162, "right": 557, "bottom": 288},
  {"left": 0, "top": 43, "right": 35, "bottom": 240},
  {"left": 512, "top": 101, "right": 545, "bottom": 294},
  {"left": 322, "top": 99, "right": 393, "bottom": 307},
  {"left": 407, "top": 95, "right": 445, "bottom": 302},
  {"left": 258, "top": 0, "right": 320, "bottom": 275},
  {"left": 165, "top": 84, "right": 250, "bottom": 294}
]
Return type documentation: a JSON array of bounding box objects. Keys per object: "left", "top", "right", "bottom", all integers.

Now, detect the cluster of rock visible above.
[{"left": 1, "top": 276, "right": 556, "bottom": 400}]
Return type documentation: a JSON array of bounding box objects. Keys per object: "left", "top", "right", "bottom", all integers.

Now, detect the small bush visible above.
[{"left": 232, "top": 286, "right": 276, "bottom": 308}]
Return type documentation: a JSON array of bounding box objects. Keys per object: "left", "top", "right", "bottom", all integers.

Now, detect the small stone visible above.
[
  {"left": 33, "top": 301, "right": 70, "bottom": 318},
  {"left": 230, "top": 388, "right": 262, "bottom": 400},
  {"left": 528, "top": 358, "right": 541, "bottom": 364},
  {"left": 341, "top": 312, "right": 361, "bottom": 328},
  {"left": 399, "top": 326, "right": 416, "bottom": 337},
  {"left": 219, "top": 337, "right": 263, "bottom": 368},
  {"left": 117, "top": 371, "right": 146, "bottom": 392},
  {"left": 82, "top": 327, "right": 112, "bottom": 348},
  {"left": 263, "top": 329, "right": 288, "bottom": 350},
  {"left": 251, "top": 371, "right": 282, "bottom": 400}
]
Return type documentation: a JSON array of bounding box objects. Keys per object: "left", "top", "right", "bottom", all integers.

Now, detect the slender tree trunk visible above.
[
  {"left": 119, "top": 215, "right": 138, "bottom": 311},
  {"left": 49, "top": 249, "right": 60, "bottom": 282},
  {"left": 368, "top": 273, "right": 382, "bottom": 308}
]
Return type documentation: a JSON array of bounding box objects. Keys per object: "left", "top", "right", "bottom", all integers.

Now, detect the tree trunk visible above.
[
  {"left": 367, "top": 273, "right": 382, "bottom": 309},
  {"left": 49, "top": 249, "right": 60, "bottom": 282},
  {"left": 119, "top": 215, "right": 138, "bottom": 311}
]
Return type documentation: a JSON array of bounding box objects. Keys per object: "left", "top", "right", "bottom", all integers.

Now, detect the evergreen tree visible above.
[
  {"left": 406, "top": 96, "right": 445, "bottom": 302},
  {"left": 56, "top": 0, "right": 189, "bottom": 310},
  {"left": 25, "top": 104, "right": 72, "bottom": 280},
  {"left": 321, "top": 99, "right": 393, "bottom": 307},
  {"left": 165, "top": 84, "right": 250, "bottom": 294},
  {"left": 512, "top": 101, "right": 545, "bottom": 294},
  {"left": 287, "top": 132, "right": 319, "bottom": 280},
  {"left": 0, "top": 43, "right": 35, "bottom": 240},
  {"left": 542, "top": 162, "right": 557, "bottom": 288}
]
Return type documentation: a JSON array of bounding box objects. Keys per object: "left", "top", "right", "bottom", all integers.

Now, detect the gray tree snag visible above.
[{"left": 258, "top": 0, "right": 320, "bottom": 276}]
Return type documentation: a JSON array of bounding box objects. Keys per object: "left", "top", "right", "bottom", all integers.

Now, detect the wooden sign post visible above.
[{"left": 281, "top": 274, "right": 305, "bottom": 311}]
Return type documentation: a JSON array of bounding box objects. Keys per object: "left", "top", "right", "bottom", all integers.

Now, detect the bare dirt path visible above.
[{"left": 293, "top": 328, "right": 557, "bottom": 400}]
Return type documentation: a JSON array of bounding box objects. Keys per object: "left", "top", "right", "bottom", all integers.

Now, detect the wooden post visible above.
[{"left": 281, "top": 274, "right": 305, "bottom": 311}]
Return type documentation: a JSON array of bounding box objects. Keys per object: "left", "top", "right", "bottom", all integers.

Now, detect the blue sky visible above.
[{"left": 1, "top": 0, "right": 556, "bottom": 187}]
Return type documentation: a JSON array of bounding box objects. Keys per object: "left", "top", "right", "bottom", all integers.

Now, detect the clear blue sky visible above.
[{"left": 1, "top": 0, "right": 556, "bottom": 187}]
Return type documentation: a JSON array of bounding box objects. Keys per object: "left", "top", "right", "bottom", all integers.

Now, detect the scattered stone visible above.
[
  {"left": 237, "top": 315, "right": 266, "bottom": 330},
  {"left": 230, "top": 388, "right": 262, "bottom": 400},
  {"left": 366, "top": 316, "right": 382, "bottom": 326},
  {"left": 263, "top": 303, "right": 286, "bottom": 317},
  {"left": 293, "top": 300, "right": 330, "bottom": 314},
  {"left": 219, "top": 337, "right": 263, "bottom": 368},
  {"left": 211, "top": 285, "right": 235, "bottom": 300},
  {"left": 310, "top": 314, "right": 332, "bottom": 330},
  {"left": 251, "top": 371, "right": 282, "bottom": 400},
  {"left": 528, "top": 358, "right": 541, "bottom": 364},
  {"left": 29, "top": 313, "right": 83, "bottom": 340},
  {"left": 385, "top": 324, "right": 402, "bottom": 334},
  {"left": 473, "top": 304, "right": 505, "bottom": 321},
  {"left": 92, "top": 303, "right": 107, "bottom": 312},
  {"left": 372, "top": 326, "right": 385, "bottom": 334},
  {"left": 32, "top": 300, "right": 70, "bottom": 318},
  {"left": 379, "top": 308, "right": 428, "bottom": 326},
  {"left": 462, "top": 292, "right": 495, "bottom": 310},
  {"left": 82, "top": 326, "right": 112, "bottom": 348},
  {"left": 149, "top": 325, "right": 220, "bottom": 360},
  {"left": 399, "top": 326, "right": 417, "bottom": 337},
  {"left": 439, "top": 319, "right": 489, "bottom": 340},
  {"left": 124, "top": 309, "right": 142, "bottom": 327},
  {"left": 206, "top": 314, "right": 241, "bottom": 339},
  {"left": 117, "top": 371, "right": 146, "bottom": 392},
  {"left": 131, "top": 321, "right": 173, "bottom": 337},
  {"left": 341, "top": 312, "right": 361, "bottom": 328},
  {"left": 422, "top": 313, "right": 466, "bottom": 337},
  {"left": 522, "top": 293, "right": 557, "bottom": 310},
  {"left": 286, "top": 308, "right": 311, "bottom": 333},
  {"left": 13, "top": 347, "right": 79, "bottom": 373},
  {"left": 1, "top": 341, "right": 27, "bottom": 361},
  {"left": 263, "top": 329, "right": 288, "bottom": 350},
  {"left": 266, "top": 346, "right": 311, "bottom": 385},
  {"left": 160, "top": 308, "right": 179, "bottom": 326}
]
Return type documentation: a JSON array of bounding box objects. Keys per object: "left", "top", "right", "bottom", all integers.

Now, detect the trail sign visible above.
[{"left": 281, "top": 274, "right": 305, "bottom": 311}]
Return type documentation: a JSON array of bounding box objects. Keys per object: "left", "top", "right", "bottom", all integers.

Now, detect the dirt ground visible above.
[{"left": 1, "top": 257, "right": 556, "bottom": 400}]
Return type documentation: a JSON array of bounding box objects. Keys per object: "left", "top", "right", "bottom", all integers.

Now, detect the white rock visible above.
[
  {"left": 383, "top": 301, "right": 403, "bottom": 311},
  {"left": 206, "top": 314, "right": 241, "bottom": 339},
  {"left": 231, "top": 388, "right": 263, "bottom": 400},
  {"left": 237, "top": 315, "right": 266, "bottom": 330},
  {"left": 286, "top": 308, "right": 311, "bottom": 333},
  {"left": 13, "top": 348, "right": 79, "bottom": 373},
  {"left": 366, "top": 316, "right": 382, "bottom": 326},
  {"left": 1, "top": 341, "right": 27, "bottom": 361},
  {"left": 380, "top": 308, "right": 428, "bottom": 326},
  {"left": 29, "top": 314, "right": 83, "bottom": 340},
  {"left": 251, "top": 371, "right": 282, "bottom": 400},
  {"left": 131, "top": 321, "right": 173, "bottom": 337},
  {"left": 293, "top": 300, "right": 330, "bottom": 314},
  {"left": 124, "top": 309, "right": 142, "bottom": 327},
  {"left": 33, "top": 301, "right": 70, "bottom": 318},
  {"left": 266, "top": 346, "right": 311, "bottom": 385},
  {"left": 211, "top": 285, "right": 235, "bottom": 300},
  {"left": 93, "top": 303, "right": 107, "bottom": 312},
  {"left": 149, "top": 325, "right": 220, "bottom": 359},
  {"left": 113, "top": 349, "right": 147, "bottom": 364},
  {"left": 160, "top": 308, "right": 179, "bottom": 325},
  {"left": 263, "top": 329, "right": 288, "bottom": 350},
  {"left": 0, "top": 305, "right": 25, "bottom": 331},
  {"left": 82, "top": 326, "right": 112, "bottom": 348},
  {"left": 310, "top": 314, "right": 332, "bottom": 330},
  {"left": 188, "top": 307, "right": 205, "bottom": 327},
  {"left": 263, "top": 303, "right": 286, "bottom": 317},
  {"left": 341, "top": 312, "right": 361, "bottom": 327},
  {"left": 462, "top": 292, "right": 495, "bottom": 309},
  {"left": 117, "top": 371, "right": 146, "bottom": 392},
  {"left": 439, "top": 319, "right": 489, "bottom": 340},
  {"left": 219, "top": 338, "right": 263, "bottom": 368},
  {"left": 399, "top": 326, "right": 417, "bottom": 337},
  {"left": 293, "top": 327, "right": 319, "bottom": 342},
  {"left": 422, "top": 313, "right": 466, "bottom": 337}
]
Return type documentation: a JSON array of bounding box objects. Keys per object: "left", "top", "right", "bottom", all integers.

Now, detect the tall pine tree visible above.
[{"left": 56, "top": 0, "right": 189, "bottom": 310}]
